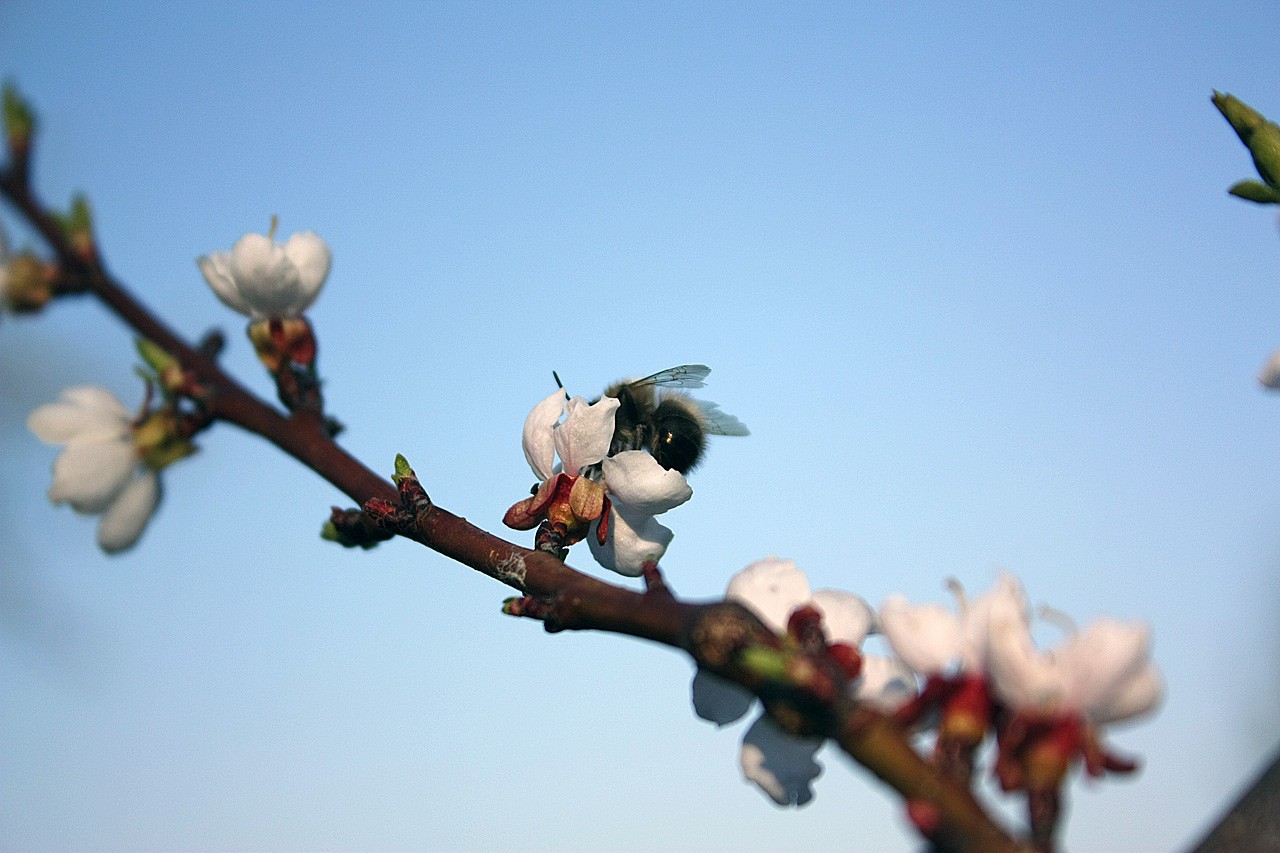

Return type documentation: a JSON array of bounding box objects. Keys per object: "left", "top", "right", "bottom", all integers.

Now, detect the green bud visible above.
[
  {"left": 135, "top": 338, "right": 178, "bottom": 375},
  {"left": 132, "top": 410, "right": 197, "bottom": 471},
  {"left": 320, "top": 520, "right": 340, "bottom": 542},
  {"left": 740, "top": 646, "right": 791, "bottom": 682},
  {"left": 392, "top": 452, "right": 413, "bottom": 485},
  {"left": 2, "top": 82, "right": 35, "bottom": 148},
  {"left": 1213, "top": 91, "right": 1280, "bottom": 190}
]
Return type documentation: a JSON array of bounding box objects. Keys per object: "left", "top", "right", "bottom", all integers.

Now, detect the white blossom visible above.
[
  {"left": 879, "top": 572, "right": 1027, "bottom": 677},
  {"left": 985, "top": 597, "right": 1163, "bottom": 726},
  {"left": 690, "top": 558, "right": 883, "bottom": 807},
  {"left": 27, "top": 387, "right": 160, "bottom": 553},
  {"left": 197, "top": 229, "right": 331, "bottom": 320},
  {"left": 521, "top": 390, "right": 617, "bottom": 482}
]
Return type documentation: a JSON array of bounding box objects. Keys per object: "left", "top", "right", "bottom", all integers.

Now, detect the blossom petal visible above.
[
  {"left": 587, "top": 505, "right": 672, "bottom": 576},
  {"left": 28, "top": 396, "right": 129, "bottom": 445},
  {"left": 739, "top": 714, "right": 823, "bottom": 807},
  {"left": 726, "top": 558, "right": 810, "bottom": 634},
  {"left": 810, "top": 589, "right": 874, "bottom": 646},
  {"left": 228, "top": 232, "right": 304, "bottom": 319},
  {"left": 97, "top": 470, "right": 160, "bottom": 553},
  {"left": 856, "top": 655, "right": 919, "bottom": 712},
  {"left": 522, "top": 389, "right": 566, "bottom": 481},
  {"left": 1088, "top": 662, "right": 1163, "bottom": 725},
  {"left": 281, "top": 231, "right": 331, "bottom": 313},
  {"left": 48, "top": 437, "right": 138, "bottom": 514},
  {"left": 197, "top": 251, "right": 251, "bottom": 315},
  {"left": 600, "top": 451, "right": 693, "bottom": 514},
  {"left": 691, "top": 669, "right": 754, "bottom": 726},
  {"left": 1057, "top": 618, "right": 1155, "bottom": 718},
  {"left": 555, "top": 395, "right": 617, "bottom": 474},
  {"left": 985, "top": 593, "right": 1066, "bottom": 711},
  {"left": 958, "top": 572, "right": 1028, "bottom": 672},
  {"left": 879, "top": 596, "right": 965, "bottom": 675}
]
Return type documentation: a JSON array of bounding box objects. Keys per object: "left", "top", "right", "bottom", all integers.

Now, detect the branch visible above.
[{"left": 0, "top": 136, "right": 1016, "bottom": 853}]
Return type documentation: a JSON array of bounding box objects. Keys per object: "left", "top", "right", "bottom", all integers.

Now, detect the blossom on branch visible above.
[
  {"left": 197, "top": 224, "right": 331, "bottom": 321},
  {"left": 690, "top": 558, "right": 910, "bottom": 806},
  {"left": 27, "top": 386, "right": 194, "bottom": 553},
  {"left": 506, "top": 386, "right": 694, "bottom": 574}
]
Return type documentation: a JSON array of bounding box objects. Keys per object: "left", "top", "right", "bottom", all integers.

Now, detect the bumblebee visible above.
[{"left": 598, "top": 364, "right": 749, "bottom": 474}]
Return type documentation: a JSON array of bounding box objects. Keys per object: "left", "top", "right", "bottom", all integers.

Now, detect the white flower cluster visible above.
[
  {"left": 692, "top": 561, "right": 1162, "bottom": 808},
  {"left": 518, "top": 387, "right": 693, "bottom": 575}
]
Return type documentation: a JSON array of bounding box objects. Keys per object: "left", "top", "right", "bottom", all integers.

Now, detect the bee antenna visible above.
[{"left": 552, "top": 370, "right": 565, "bottom": 390}]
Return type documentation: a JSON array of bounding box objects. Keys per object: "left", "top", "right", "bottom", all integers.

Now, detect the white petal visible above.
[
  {"left": 228, "top": 232, "right": 303, "bottom": 319},
  {"left": 1057, "top": 618, "right": 1155, "bottom": 717},
  {"left": 281, "top": 231, "right": 331, "bottom": 313},
  {"left": 984, "top": 595, "right": 1066, "bottom": 710},
  {"left": 1088, "top": 662, "right": 1163, "bottom": 725},
  {"left": 725, "top": 558, "right": 810, "bottom": 634},
  {"left": 691, "top": 669, "right": 754, "bottom": 726},
  {"left": 522, "top": 389, "right": 566, "bottom": 481},
  {"left": 600, "top": 451, "right": 693, "bottom": 514},
  {"left": 97, "top": 470, "right": 160, "bottom": 553},
  {"left": 878, "top": 596, "right": 965, "bottom": 675},
  {"left": 197, "top": 251, "right": 251, "bottom": 315},
  {"left": 48, "top": 437, "right": 138, "bottom": 514},
  {"left": 959, "top": 572, "right": 1028, "bottom": 671},
  {"left": 29, "top": 400, "right": 126, "bottom": 446},
  {"left": 739, "top": 714, "right": 823, "bottom": 807},
  {"left": 856, "top": 655, "right": 919, "bottom": 712},
  {"left": 587, "top": 505, "right": 673, "bottom": 577},
  {"left": 555, "top": 395, "right": 617, "bottom": 474},
  {"left": 59, "top": 386, "right": 132, "bottom": 420},
  {"left": 810, "top": 589, "right": 874, "bottom": 646},
  {"left": 1261, "top": 350, "right": 1280, "bottom": 389}
]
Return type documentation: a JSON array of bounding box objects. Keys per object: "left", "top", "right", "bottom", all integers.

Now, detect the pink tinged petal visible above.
[
  {"left": 959, "top": 572, "right": 1029, "bottom": 672},
  {"left": 1057, "top": 618, "right": 1155, "bottom": 717},
  {"left": 587, "top": 505, "right": 673, "bottom": 577},
  {"left": 1261, "top": 350, "right": 1280, "bottom": 389},
  {"left": 691, "top": 669, "right": 754, "bottom": 726},
  {"left": 555, "top": 395, "right": 617, "bottom": 474},
  {"left": 281, "top": 231, "right": 331, "bottom": 313},
  {"left": 810, "top": 589, "right": 874, "bottom": 646},
  {"left": 522, "top": 389, "right": 566, "bottom": 481},
  {"left": 97, "top": 470, "right": 160, "bottom": 553},
  {"left": 856, "top": 655, "right": 919, "bottom": 712},
  {"left": 726, "top": 558, "right": 810, "bottom": 634},
  {"left": 600, "top": 451, "right": 693, "bottom": 514},
  {"left": 878, "top": 596, "right": 965, "bottom": 675},
  {"left": 228, "top": 232, "right": 303, "bottom": 319},
  {"left": 739, "top": 715, "right": 823, "bottom": 807},
  {"left": 984, "top": 598, "right": 1066, "bottom": 711},
  {"left": 48, "top": 437, "right": 138, "bottom": 514},
  {"left": 197, "top": 251, "right": 251, "bottom": 315},
  {"left": 1088, "top": 662, "right": 1163, "bottom": 725}
]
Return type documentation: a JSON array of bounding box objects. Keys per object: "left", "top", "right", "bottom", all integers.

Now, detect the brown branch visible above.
[{"left": 0, "top": 158, "right": 1016, "bottom": 851}]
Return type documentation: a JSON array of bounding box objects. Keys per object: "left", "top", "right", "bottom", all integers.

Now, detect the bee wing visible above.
[
  {"left": 632, "top": 364, "right": 712, "bottom": 389},
  {"left": 692, "top": 399, "right": 751, "bottom": 436}
]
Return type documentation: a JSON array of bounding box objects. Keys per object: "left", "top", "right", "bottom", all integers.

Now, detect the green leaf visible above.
[
  {"left": 392, "top": 452, "right": 413, "bottom": 485},
  {"left": 1227, "top": 180, "right": 1280, "bottom": 205}
]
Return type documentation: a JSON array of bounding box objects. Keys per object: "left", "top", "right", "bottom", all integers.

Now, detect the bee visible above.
[{"left": 597, "top": 364, "right": 749, "bottom": 474}]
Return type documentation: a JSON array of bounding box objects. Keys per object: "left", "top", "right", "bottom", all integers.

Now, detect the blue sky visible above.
[{"left": 2, "top": 2, "right": 1279, "bottom": 850}]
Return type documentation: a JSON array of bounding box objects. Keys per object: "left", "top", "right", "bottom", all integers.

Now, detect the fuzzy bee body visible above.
[{"left": 598, "top": 364, "right": 749, "bottom": 474}]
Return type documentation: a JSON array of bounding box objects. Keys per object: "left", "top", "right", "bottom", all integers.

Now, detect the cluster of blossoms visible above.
[
  {"left": 504, "top": 387, "right": 693, "bottom": 575},
  {"left": 691, "top": 559, "right": 1161, "bottom": 848},
  {"left": 26, "top": 223, "right": 331, "bottom": 554}
]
